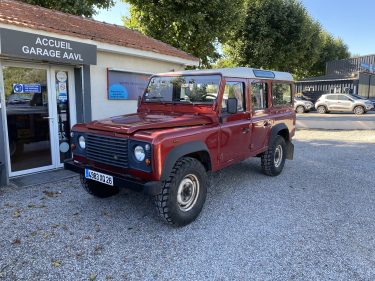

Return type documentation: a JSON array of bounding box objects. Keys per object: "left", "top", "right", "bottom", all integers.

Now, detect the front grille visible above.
[{"left": 87, "top": 134, "right": 129, "bottom": 168}]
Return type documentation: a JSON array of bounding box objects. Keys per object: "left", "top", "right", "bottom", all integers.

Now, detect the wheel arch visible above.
[
  {"left": 161, "top": 141, "right": 211, "bottom": 181},
  {"left": 270, "top": 123, "right": 294, "bottom": 160}
]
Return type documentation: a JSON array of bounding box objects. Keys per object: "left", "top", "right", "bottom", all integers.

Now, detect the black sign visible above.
[{"left": 0, "top": 28, "right": 97, "bottom": 65}]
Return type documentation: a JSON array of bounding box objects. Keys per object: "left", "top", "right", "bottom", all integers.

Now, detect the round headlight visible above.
[
  {"left": 134, "top": 146, "right": 145, "bottom": 161},
  {"left": 78, "top": 135, "right": 86, "bottom": 149}
]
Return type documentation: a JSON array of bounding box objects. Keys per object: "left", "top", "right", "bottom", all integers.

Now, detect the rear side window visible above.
[
  {"left": 222, "top": 82, "right": 245, "bottom": 112},
  {"left": 251, "top": 82, "right": 268, "bottom": 110},
  {"left": 272, "top": 83, "right": 292, "bottom": 107}
]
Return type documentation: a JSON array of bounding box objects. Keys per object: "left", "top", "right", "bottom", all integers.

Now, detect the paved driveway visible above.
[{"left": 1, "top": 130, "right": 374, "bottom": 280}]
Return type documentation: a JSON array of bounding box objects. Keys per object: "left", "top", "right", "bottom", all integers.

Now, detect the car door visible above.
[
  {"left": 249, "top": 80, "right": 272, "bottom": 154},
  {"left": 219, "top": 79, "right": 251, "bottom": 165},
  {"left": 337, "top": 94, "right": 354, "bottom": 111}
]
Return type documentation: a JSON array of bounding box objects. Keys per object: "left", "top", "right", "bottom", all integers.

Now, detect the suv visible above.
[
  {"left": 315, "top": 93, "right": 374, "bottom": 115},
  {"left": 294, "top": 96, "right": 314, "bottom": 113},
  {"left": 65, "top": 67, "right": 296, "bottom": 226}
]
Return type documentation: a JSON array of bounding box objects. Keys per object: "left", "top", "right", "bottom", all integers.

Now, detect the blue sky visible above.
[{"left": 94, "top": 0, "right": 374, "bottom": 56}]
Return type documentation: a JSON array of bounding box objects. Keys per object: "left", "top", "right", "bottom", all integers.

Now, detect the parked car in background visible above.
[
  {"left": 315, "top": 93, "right": 374, "bottom": 115},
  {"left": 294, "top": 96, "right": 314, "bottom": 113}
]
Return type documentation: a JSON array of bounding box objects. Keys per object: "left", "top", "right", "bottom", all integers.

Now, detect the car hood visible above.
[{"left": 86, "top": 112, "right": 213, "bottom": 134}]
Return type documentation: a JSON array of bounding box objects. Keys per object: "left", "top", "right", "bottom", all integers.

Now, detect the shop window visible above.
[{"left": 272, "top": 83, "right": 292, "bottom": 107}]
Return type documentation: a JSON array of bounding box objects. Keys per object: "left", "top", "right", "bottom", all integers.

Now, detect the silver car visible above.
[
  {"left": 315, "top": 93, "right": 374, "bottom": 115},
  {"left": 294, "top": 97, "right": 314, "bottom": 113}
]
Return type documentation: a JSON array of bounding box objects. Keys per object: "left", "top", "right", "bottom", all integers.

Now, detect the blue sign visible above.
[
  {"left": 109, "top": 83, "right": 128, "bottom": 100},
  {"left": 58, "top": 92, "right": 68, "bottom": 103},
  {"left": 13, "top": 83, "right": 41, "bottom": 93}
]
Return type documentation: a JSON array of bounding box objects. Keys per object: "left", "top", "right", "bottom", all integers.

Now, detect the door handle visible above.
[{"left": 242, "top": 127, "right": 250, "bottom": 134}]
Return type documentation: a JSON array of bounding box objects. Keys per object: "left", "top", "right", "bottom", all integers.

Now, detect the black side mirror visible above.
[{"left": 227, "top": 98, "right": 238, "bottom": 114}]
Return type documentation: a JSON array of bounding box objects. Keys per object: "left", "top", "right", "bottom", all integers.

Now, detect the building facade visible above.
[
  {"left": 0, "top": 0, "right": 199, "bottom": 186},
  {"left": 296, "top": 55, "right": 375, "bottom": 101}
]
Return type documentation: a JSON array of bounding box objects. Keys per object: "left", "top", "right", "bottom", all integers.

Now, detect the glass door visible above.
[{"left": 2, "top": 65, "right": 55, "bottom": 175}]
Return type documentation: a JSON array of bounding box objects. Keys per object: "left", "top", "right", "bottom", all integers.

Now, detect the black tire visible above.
[
  {"left": 317, "top": 105, "right": 327, "bottom": 114},
  {"left": 261, "top": 135, "right": 287, "bottom": 176},
  {"left": 80, "top": 175, "right": 120, "bottom": 198},
  {"left": 353, "top": 105, "right": 365, "bottom": 115},
  {"left": 154, "top": 157, "right": 207, "bottom": 226},
  {"left": 296, "top": 105, "right": 305, "bottom": 114}
]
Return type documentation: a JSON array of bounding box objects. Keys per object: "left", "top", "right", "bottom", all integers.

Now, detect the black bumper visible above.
[{"left": 64, "top": 160, "right": 162, "bottom": 195}]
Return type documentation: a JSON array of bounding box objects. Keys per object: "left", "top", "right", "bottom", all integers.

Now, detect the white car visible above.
[
  {"left": 294, "top": 97, "right": 314, "bottom": 113},
  {"left": 315, "top": 94, "right": 374, "bottom": 115}
]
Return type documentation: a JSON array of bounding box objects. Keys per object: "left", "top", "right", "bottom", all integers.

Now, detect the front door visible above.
[
  {"left": 219, "top": 80, "right": 251, "bottom": 165},
  {"left": 2, "top": 63, "right": 75, "bottom": 177}
]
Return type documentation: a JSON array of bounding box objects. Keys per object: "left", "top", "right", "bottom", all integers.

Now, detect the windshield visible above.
[{"left": 144, "top": 75, "right": 221, "bottom": 104}]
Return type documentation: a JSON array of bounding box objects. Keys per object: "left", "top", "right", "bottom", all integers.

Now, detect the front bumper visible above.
[{"left": 64, "top": 160, "right": 162, "bottom": 195}]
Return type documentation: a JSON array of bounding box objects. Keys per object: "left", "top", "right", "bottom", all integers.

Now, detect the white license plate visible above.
[{"left": 85, "top": 169, "right": 114, "bottom": 186}]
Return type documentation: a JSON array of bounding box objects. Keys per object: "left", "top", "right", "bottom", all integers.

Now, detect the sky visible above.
[{"left": 94, "top": 0, "right": 374, "bottom": 56}]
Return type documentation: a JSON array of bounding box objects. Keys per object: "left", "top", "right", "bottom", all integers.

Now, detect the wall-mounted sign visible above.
[
  {"left": 107, "top": 69, "right": 151, "bottom": 100},
  {"left": 13, "top": 83, "right": 41, "bottom": 93},
  {"left": 56, "top": 71, "right": 68, "bottom": 82},
  {"left": 0, "top": 28, "right": 97, "bottom": 65}
]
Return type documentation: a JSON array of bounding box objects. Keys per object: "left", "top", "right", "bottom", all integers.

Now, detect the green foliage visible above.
[
  {"left": 215, "top": 0, "right": 350, "bottom": 78},
  {"left": 123, "top": 0, "right": 245, "bottom": 67},
  {"left": 20, "top": 0, "right": 114, "bottom": 17}
]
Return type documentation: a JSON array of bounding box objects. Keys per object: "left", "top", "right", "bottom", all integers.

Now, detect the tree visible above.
[
  {"left": 216, "top": 0, "right": 350, "bottom": 78},
  {"left": 20, "top": 0, "right": 114, "bottom": 17},
  {"left": 123, "top": 0, "right": 245, "bottom": 67}
]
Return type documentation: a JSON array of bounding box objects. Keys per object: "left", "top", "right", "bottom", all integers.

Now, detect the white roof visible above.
[{"left": 158, "top": 67, "right": 294, "bottom": 81}]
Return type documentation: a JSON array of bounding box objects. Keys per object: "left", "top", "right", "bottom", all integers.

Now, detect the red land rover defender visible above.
[{"left": 65, "top": 67, "right": 295, "bottom": 226}]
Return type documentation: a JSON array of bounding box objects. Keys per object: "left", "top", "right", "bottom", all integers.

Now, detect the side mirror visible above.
[{"left": 227, "top": 98, "right": 238, "bottom": 114}]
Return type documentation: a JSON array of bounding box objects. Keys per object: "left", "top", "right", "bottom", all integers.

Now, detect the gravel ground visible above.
[{"left": 1, "top": 130, "right": 375, "bottom": 280}]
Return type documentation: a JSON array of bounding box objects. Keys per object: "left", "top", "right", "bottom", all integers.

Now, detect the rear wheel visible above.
[
  {"left": 80, "top": 175, "right": 120, "bottom": 198},
  {"left": 154, "top": 157, "right": 207, "bottom": 226},
  {"left": 353, "top": 106, "right": 365, "bottom": 115},
  {"left": 296, "top": 105, "right": 305, "bottom": 114},
  {"left": 317, "top": 105, "right": 327, "bottom": 114},
  {"left": 261, "top": 135, "right": 287, "bottom": 176}
]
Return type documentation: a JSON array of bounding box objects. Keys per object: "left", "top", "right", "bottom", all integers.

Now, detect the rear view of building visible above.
[{"left": 296, "top": 55, "right": 375, "bottom": 102}]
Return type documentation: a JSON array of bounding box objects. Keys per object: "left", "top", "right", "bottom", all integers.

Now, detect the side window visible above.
[
  {"left": 272, "top": 83, "right": 292, "bottom": 107},
  {"left": 339, "top": 95, "right": 351, "bottom": 101},
  {"left": 326, "top": 95, "right": 338, "bottom": 100},
  {"left": 251, "top": 82, "right": 268, "bottom": 110},
  {"left": 222, "top": 82, "right": 245, "bottom": 112}
]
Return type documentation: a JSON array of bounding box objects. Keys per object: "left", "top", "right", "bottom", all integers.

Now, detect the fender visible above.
[
  {"left": 269, "top": 123, "right": 294, "bottom": 160},
  {"left": 161, "top": 141, "right": 211, "bottom": 181}
]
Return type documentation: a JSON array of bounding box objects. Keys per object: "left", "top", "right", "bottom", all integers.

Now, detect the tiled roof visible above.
[{"left": 0, "top": 0, "right": 199, "bottom": 63}]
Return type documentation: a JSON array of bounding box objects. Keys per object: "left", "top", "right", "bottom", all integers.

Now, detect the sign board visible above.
[
  {"left": 107, "top": 70, "right": 151, "bottom": 100},
  {"left": 13, "top": 83, "right": 41, "bottom": 93},
  {"left": 0, "top": 28, "right": 97, "bottom": 65},
  {"left": 360, "top": 62, "right": 370, "bottom": 70}
]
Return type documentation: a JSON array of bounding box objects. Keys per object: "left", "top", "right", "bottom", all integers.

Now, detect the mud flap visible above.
[{"left": 286, "top": 141, "right": 294, "bottom": 160}]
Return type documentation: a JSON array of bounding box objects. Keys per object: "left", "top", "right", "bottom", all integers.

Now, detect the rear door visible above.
[
  {"left": 219, "top": 79, "right": 251, "bottom": 165},
  {"left": 326, "top": 95, "right": 339, "bottom": 110}
]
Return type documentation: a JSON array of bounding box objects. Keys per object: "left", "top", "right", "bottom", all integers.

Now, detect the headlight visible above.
[
  {"left": 134, "top": 146, "right": 145, "bottom": 161},
  {"left": 78, "top": 135, "right": 86, "bottom": 149}
]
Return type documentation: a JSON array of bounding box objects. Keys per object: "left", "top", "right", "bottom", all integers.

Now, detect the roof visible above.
[
  {"left": 297, "top": 73, "right": 357, "bottom": 83},
  {"left": 158, "top": 67, "right": 294, "bottom": 81},
  {"left": 0, "top": 0, "right": 198, "bottom": 63}
]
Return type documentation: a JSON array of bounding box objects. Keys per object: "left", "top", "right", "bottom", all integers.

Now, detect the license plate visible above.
[{"left": 85, "top": 169, "right": 114, "bottom": 186}]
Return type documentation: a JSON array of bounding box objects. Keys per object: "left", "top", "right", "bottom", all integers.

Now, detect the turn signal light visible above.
[
  {"left": 145, "top": 159, "right": 151, "bottom": 166},
  {"left": 71, "top": 143, "right": 76, "bottom": 150}
]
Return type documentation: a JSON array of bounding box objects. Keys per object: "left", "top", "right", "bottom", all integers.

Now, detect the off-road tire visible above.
[
  {"left": 80, "top": 175, "right": 120, "bottom": 198},
  {"left": 353, "top": 105, "right": 365, "bottom": 115},
  {"left": 317, "top": 105, "right": 327, "bottom": 114},
  {"left": 154, "top": 157, "right": 207, "bottom": 226},
  {"left": 296, "top": 105, "right": 305, "bottom": 114},
  {"left": 261, "top": 135, "right": 287, "bottom": 176}
]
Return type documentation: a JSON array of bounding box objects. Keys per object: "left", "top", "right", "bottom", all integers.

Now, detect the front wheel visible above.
[
  {"left": 296, "top": 105, "right": 305, "bottom": 114},
  {"left": 80, "top": 175, "right": 120, "bottom": 198},
  {"left": 261, "top": 135, "right": 287, "bottom": 176},
  {"left": 154, "top": 157, "right": 207, "bottom": 226},
  {"left": 317, "top": 105, "right": 327, "bottom": 114},
  {"left": 353, "top": 106, "right": 365, "bottom": 115}
]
